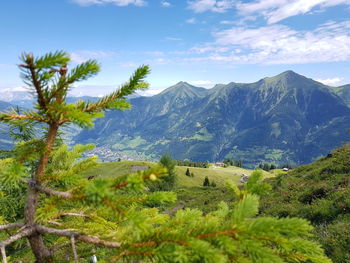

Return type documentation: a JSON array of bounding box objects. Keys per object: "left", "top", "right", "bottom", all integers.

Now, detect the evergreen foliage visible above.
[
  {"left": 0, "top": 51, "right": 331, "bottom": 263},
  {"left": 174, "top": 160, "right": 209, "bottom": 168},
  {"left": 149, "top": 154, "right": 177, "bottom": 191},
  {"left": 234, "top": 160, "right": 242, "bottom": 168},
  {"left": 223, "top": 159, "right": 234, "bottom": 166},
  {"left": 258, "top": 163, "right": 277, "bottom": 171},
  {"left": 203, "top": 176, "right": 210, "bottom": 187},
  {"left": 260, "top": 144, "right": 350, "bottom": 263}
]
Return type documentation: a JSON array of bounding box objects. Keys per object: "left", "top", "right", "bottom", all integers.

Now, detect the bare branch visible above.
[
  {"left": 1, "top": 246, "right": 7, "bottom": 263},
  {"left": 37, "top": 225, "right": 121, "bottom": 248},
  {"left": 48, "top": 221, "right": 62, "bottom": 226},
  {"left": 35, "top": 184, "right": 73, "bottom": 199},
  {"left": 0, "top": 223, "right": 25, "bottom": 231},
  {"left": 71, "top": 236, "right": 79, "bottom": 263},
  {"left": 0, "top": 113, "right": 48, "bottom": 123},
  {"left": 0, "top": 227, "right": 35, "bottom": 247}
]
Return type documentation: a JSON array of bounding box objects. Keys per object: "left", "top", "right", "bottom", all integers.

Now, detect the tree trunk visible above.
[
  {"left": 24, "top": 123, "right": 58, "bottom": 262},
  {"left": 28, "top": 234, "right": 52, "bottom": 263}
]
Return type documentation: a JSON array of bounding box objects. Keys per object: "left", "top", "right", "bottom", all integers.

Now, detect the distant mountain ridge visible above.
[
  {"left": 0, "top": 101, "right": 15, "bottom": 150},
  {"left": 0, "top": 89, "right": 32, "bottom": 102},
  {"left": 74, "top": 71, "right": 350, "bottom": 167}
]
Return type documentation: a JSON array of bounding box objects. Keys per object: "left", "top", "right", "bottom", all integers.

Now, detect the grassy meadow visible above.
[
  {"left": 83, "top": 160, "right": 274, "bottom": 187},
  {"left": 83, "top": 160, "right": 277, "bottom": 213}
]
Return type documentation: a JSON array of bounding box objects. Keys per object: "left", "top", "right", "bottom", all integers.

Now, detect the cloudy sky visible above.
[{"left": 1, "top": 0, "right": 350, "bottom": 96}]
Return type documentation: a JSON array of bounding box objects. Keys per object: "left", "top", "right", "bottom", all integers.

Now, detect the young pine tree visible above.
[
  {"left": 148, "top": 154, "right": 176, "bottom": 192},
  {"left": 0, "top": 51, "right": 331, "bottom": 263},
  {"left": 203, "top": 176, "right": 210, "bottom": 187}
]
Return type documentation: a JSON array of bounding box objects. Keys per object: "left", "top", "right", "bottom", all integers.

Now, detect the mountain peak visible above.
[
  {"left": 175, "top": 81, "right": 190, "bottom": 85},
  {"left": 278, "top": 70, "right": 303, "bottom": 78},
  {"left": 268, "top": 70, "right": 304, "bottom": 80},
  {"left": 158, "top": 81, "right": 208, "bottom": 98},
  {"left": 281, "top": 70, "right": 297, "bottom": 75},
  {"left": 261, "top": 70, "right": 311, "bottom": 86}
]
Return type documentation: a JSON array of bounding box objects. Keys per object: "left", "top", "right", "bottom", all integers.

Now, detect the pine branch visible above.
[
  {"left": 20, "top": 54, "right": 46, "bottom": 108},
  {"left": 0, "top": 223, "right": 25, "bottom": 231},
  {"left": 0, "top": 227, "right": 35, "bottom": 247},
  {"left": 49, "top": 242, "right": 70, "bottom": 254},
  {"left": 34, "top": 183, "right": 74, "bottom": 199},
  {"left": 83, "top": 65, "right": 150, "bottom": 113},
  {"left": 55, "top": 212, "right": 90, "bottom": 219},
  {"left": 112, "top": 251, "right": 153, "bottom": 263},
  {"left": 67, "top": 60, "right": 100, "bottom": 84},
  {"left": 36, "top": 225, "right": 121, "bottom": 248},
  {"left": 0, "top": 113, "right": 48, "bottom": 123},
  {"left": 34, "top": 51, "right": 70, "bottom": 69}
]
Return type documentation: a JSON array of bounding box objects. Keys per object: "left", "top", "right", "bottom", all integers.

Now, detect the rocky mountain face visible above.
[
  {"left": 74, "top": 71, "right": 350, "bottom": 167},
  {"left": 330, "top": 84, "right": 350, "bottom": 107}
]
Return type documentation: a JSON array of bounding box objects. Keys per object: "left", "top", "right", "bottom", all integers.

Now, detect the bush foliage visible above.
[{"left": 260, "top": 144, "right": 350, "bottom": 263}]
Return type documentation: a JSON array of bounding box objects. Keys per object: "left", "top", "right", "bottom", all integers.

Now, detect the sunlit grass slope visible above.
[
  {"left": 82, "top": 160, "right": 155, "bottom": 178},
  {"left": 83, "top": 161, "right": 273, "bottom": 187}
]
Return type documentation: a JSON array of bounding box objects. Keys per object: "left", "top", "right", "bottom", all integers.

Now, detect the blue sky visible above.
[{"left": 1, "top": 0, "right": 350, "bottom": 96}]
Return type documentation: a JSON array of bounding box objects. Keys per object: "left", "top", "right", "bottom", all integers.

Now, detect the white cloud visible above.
[
  {"left": 189, "top": 21, "right": 350, "bottom": 65},
  {"left": 315, "top": 77, "right": 344, "bottom": 86},
  {"left": 72, "top": 0, "right": 147, "bottom": 7},
  {"left": 70, "top": 50, "right": 115, "bottom": 63},
  {"left": 145, "top": 51, "right": 164, "bottom": 56},
  {"left": 220, "top": 20, "right": 236, "bottom": 24},
  {"left": 187, "top": 0, "right": 235, "bottom": 13},
  {"left": 187, "top": 0, "right": 350, "bottom": 23},
  {"left": 161, "top": 1, "right": 171, "bottom": 7},
  {"left": 151, "top": 58, "right": 169, "bottom": 65},
  {"left": 186, "top": 18, "right": 197, "bottom": 24},
  {"left": 0, "top": 86, "right": 27, "bottom": 92},
  {"left": 164, "top": 37, "right": 182, "bottom": 41},
  {"left": 139, "top": 88, "right": 164, "bottom": 96},
  {"left": 120, "top": 62, "right": 139, "bottom": 67},
  {"left": 237, "top": 0, "right": 350, "bottom": 24},
  {"left": 69, "top": 84, "right": 117, "bottom": 97}
]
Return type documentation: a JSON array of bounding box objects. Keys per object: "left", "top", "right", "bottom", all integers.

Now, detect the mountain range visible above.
[
  {"left": 1, "top": 71, "right": 350, "bottom": 167},
  {"left": 71, "top": 70, "right": 350, "bottom": 167}
]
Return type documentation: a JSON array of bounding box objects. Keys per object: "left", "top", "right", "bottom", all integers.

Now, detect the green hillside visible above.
[
  {"left": 260, "top": 144, "right": 350, "bottom": 263},
  {"left": 82, "top": 160, "right": 156, "bottom": 178},
  {"left": 175, "top": 165, "right": 272, "bottom": 187},
  {"left": 83, "top": 160, "right": 272, "bottom": 187},
  {"left": 82, "top": 161, "right": 274, "bottom": 214}
]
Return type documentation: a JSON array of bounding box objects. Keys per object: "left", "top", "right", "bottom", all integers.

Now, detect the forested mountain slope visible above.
[{"left": 75, "top": 71, "right": 350, "bottom": 166}]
